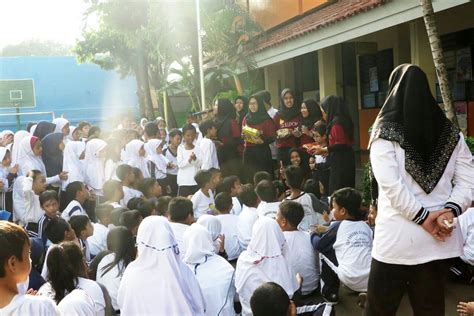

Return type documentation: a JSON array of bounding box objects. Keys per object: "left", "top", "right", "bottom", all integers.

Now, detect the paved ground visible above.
[{"left": 333, "top": 281, "right": 473, "bottom": 315}]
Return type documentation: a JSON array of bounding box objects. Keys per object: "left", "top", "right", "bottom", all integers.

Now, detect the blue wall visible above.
[{"left": 0, "top": 56, "right": 138, "bottom": 130}]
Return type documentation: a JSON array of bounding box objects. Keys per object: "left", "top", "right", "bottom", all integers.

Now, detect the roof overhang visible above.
[{"left": 252, "top": 0, "right": 470, "bottom": 68}]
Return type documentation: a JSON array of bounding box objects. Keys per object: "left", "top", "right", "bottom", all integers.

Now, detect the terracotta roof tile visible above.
[{"left": 250, "top": 0, "right": 387, "bottom": 53}]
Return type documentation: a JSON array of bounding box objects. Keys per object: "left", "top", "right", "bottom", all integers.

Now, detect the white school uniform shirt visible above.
[
  {"left": 231, "top": 196, "right": 242, "bottom": 216},
  {"left": 237, "top": 206, "right": 258, "bottom": 250},
  {"left": 169, "top": 221, "right": 190, "bottom": 257},
  {"left": 104, "top": 159, "right": 120, "bottom": 181},
  {"left": 183, "top": 224, "right": 236, "bottom": 316},
  {"left": 370, "top": 134, "right": 474, "bottom": 265},
  {"left": 333, "top": 220, "right": 373, "bottom": 292},
  {"left": 39, "top": 277, "right": 106, "bottom": 316},
  {"left": 85, "top": 139, "right": 107, "bottom": 193},
  {"left": 124, "top": 139, "right": 151, "bottom": 178},
  {"left": 0, "top": 148, "right": 10, "bottom": 191},
  {"left": 458, "top": 208, "right": 474, "bottom": 265},
  {"left": 284, "top": 230, "right": 319, "bottom": 295},
  {"left": 267, "top": 107, "right": 278, "bottom": 160},
  {"left": 284, "top": 192, "right": 325, "bottom": 231},
  {"left": 12, "top": 176, "right": 44, "bottom": 226},
  {"left": 191, "top": 189, "right": 215, "bottom": 219},
  {"left": 57, "top": 289, "right": 96, "bottom": 316},
  {"left": 145, "top": 139, "right": 169, "bottom": 179},
  {"left": 121, "top": 186, "right": 143, "bottom": 207},
  {"left": 177, "top": 144, "right": 202, "bottom": 186},
  {"left": 0, "top": 294, "right": 59, "bottom": 316},
  {"left": 96, "top": 253, "right": 125, "bottom": 310},
  {"left": 217, "top": 213, "right": 243, "bottom": 261},
  {"left": 199, "top": 137, "right": 219, "bottom": 170},
  {"left": 62, "top": 141, "right": 86, "bottom": 190},
  {"left": 88, "top": 222, "right": 109, "bottom": 257},
  {"left": 61, "top": 200, "right": 87, "bottom": 221},
  {"left": 256, "top": 201, "right": 280, "bottom": 219},
  {"left": 164, "top": 147, "right": 178, "bottom": 176}
]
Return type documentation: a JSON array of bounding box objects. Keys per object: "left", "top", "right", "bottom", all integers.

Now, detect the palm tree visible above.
[{"left": 419, "top": 0, "right": 459, "bottom": 126}]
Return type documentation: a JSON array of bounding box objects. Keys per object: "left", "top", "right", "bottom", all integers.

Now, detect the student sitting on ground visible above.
[
  {"left": 216, "top": 192, "right": 242, "bottom": 262},
  {"left": 237, "top": 184, "right": 259, "bottom": 250},
  {"left": 88, "top": 204, "right": 113, "bottom": 258},
  {"left": 38, "top": 190, "right": 60, "bottom": 244},
  {"left": 38, "top": 241, "right": 106, "bottom": 315},
  {"left": 283, "top": 166, "right": 327, "bottom": 231},
  {"left": 116, "top": 164, "right": 143, "bottom": 207},
  {"left": 276, "top": 201, "right": 320, "bottom": 296},
  {"left": 0, "top": 222, "right": 59, "bottom": 315},
  {"left": 120, "top": 210, "right": 143, "bottom": 237},
  {"left": 69, "top": 215, "right": 95, "bottom": 263},
  {"left": 137, "top": 178, "right": 162, "bottom": 199},
  {"left": 191, "top": 170, "right": 216, "bottom": 219},
  {"left": 156, "top": 196, "right": 172, "bottom": 217},
  {"left": 255, "top": 180, "right": 280, "bottom": 219},
  {"left": 253, "top": 171, "right": 272, "bottom": 187},
  {"left": 311, "top": 188, "right": 372, "bottom": 305},
  {"left": 197, "top": 214, "right": 227, "bottom": 258},
  {"left": 102, "top": 180, "right": 123, "bottom": 208},
  {"left": 216, "top": 175, "right": 243, "bottom": 216},
  {"left": 61, "top": 181, "right": 90, "bottom": 221},
  {"left": 167, "top": 197, "right": 194, "bottom": 256}
]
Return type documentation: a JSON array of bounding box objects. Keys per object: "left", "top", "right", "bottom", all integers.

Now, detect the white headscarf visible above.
[
  {"left": 235, "top": 217, "right": 298, "bottom": 307},
  {"left": 0, "top": 147, "right": 10, "bottom": 187},
  {"left": 57, "top": 289, "right": 96, "bottom": 315},
  {"left": 11, "top": 130, "right": 29, "bottom": 167},
  {"left": 144, "top": 139, "right": 168, "bottom": 173},
  {"left": 85, "top": 139, "right": 107, "bottom": 191},
  {"left": 183, "top": 223, "right": 236, "bottom": 316},
  {"left": 62, "top": 141, "right": 86, "bottom": 190},
  {"left": 197, "top": 215, "right": 222, "bottom": 253},
  {"left": 0, "top": 130, "right": 14, "bottom": 150},
  {"left": 124, "top": 139, "right": 150, "bottom": 177},
  {"left": 18, "top": 135, "right": 46, "bottom": 176},
  {"left": 52, "top": 118, "right": 70, "bottom": 134},
  {"left": 140, "top": 118, "right": 148, "bottom": 129},
  {"left": 117, "top": 216, "right": 205, "bottom": 315},
  {"left": 30, "top": 124, "right": 38, "bottom": 136}
]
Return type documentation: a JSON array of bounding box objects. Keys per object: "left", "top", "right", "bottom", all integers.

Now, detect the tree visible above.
[
  {"left": 1, "top": 39, "right": 72, "bottom": 57},
  {"left": 419, "top": 0, "right": 458, "bottom": 126}
]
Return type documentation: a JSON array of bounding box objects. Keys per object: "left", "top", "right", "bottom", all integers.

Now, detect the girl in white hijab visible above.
[
  {"left": 11, "top": 130, "right": 29, "bottom": 167},
  {"left": 117, "top": 216, "right": 205, "bottom": 315},
  {"left": 85, "top": 139, "right": 107, "bottom": 194},
  {"left": 52, "top": 117, "right": 70, "bottom": 137},
  {"left": 123, "top": 139, "right": 150, "bottom": 177},
  {"left": 145, "top": 139, "right": 169, "bottom": 181},
  {"left": 197, "top": 214, "right": 223, "bottom": 254},
  {"left": 183, "top": 223, "right": 236, "bottom": 316},
  {"left": 235, "top": 217, "right": 299, "bottom": 316},
  {"left": 62, "top": 141, "right": 86, "bottom": 190},
  {"left": 17, "top": 136, "right": 66, "bottom": 185}
]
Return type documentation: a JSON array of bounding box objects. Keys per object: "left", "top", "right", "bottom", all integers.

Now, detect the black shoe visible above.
[{"left": 322, "top": 293, "right": 339, "bottom": 304}]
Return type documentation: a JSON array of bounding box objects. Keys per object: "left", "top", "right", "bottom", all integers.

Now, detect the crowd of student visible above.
[{"left": 0, "top": 65, "right": 474, "bottom": 316}]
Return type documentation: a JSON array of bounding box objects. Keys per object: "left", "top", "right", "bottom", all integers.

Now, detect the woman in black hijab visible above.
[
  {"left": 274, "top": 88, "right": 302, "bottom": 166},
  {"left": 215, "top": 98, "right": 241, "bottom": 176},
  {"left": 234, "top": 95, "right": 249, "bottom": 128},
  {"left": 366, "top": 64, "right": 473, "bottom": 316},
  {"left": 41, "top": 132, "right": 65, "bottom": 178},
  {"left": 242, "top": 94, "right": 276, "bottom": 183},
  {"left": 34, "top": 121, "right": 56, "bottom": 140},
  {"left": 316, "top": 95, "right": 355, "bottom": 194},
  {"left": 299, "top": 98, "right": 323, "bottom": 147}
]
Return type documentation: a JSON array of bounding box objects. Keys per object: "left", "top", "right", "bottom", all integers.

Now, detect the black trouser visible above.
[
  {"left": 449, "top": 257, "right": 473, "bottom": 284},
  {"left": 178, "top": 185, "right": 198, "bottom": 197},
  {"left": 365, "top": 258, "right": 448, "bottom": 316},
  {"left": 320, "top": 256, "right": 340, "bottom": 297}
]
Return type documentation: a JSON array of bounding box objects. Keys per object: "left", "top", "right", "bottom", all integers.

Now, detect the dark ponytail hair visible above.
[
  {"left": 46, "top": 241, "right": 86, "bottom": 303},
  {"left": 101, "top": 227, "right": 136, "bottom": 277},
  {"left": 331, "top": 187, "right": 365, "bottom": 221}
]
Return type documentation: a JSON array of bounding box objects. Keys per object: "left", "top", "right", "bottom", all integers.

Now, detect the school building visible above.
[{"left": 240, "top": 0, "right": 474, "bottom": 157}]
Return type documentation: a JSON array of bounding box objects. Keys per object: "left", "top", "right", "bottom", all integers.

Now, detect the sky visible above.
[{"left": 0, "top": 0, "right": 90, "bottom": 49}]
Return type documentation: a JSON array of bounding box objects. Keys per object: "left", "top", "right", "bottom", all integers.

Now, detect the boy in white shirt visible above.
[
  {"left": 116, "top": 164, "right": 143, "bottom": 207},
  {"left": 449, "top": 208, "right": 474, "bottom": 283},
  {"left": 237, "top": 184, "right": 259, "bottom": 250},
  {"left": 88, "top": 204, "right": 113, "bottom": 257},
  {"left": 167, "top": 197, "right": 194, "bottom": 257},
  {"left": 215, "top": 192, "right": 242, "bottom": 261},
  {"left": 255, "top": 180, "right": 280, "bottom": 219},
  {"left": 61, "top": 181, "right": 90, "bottom": 221},
  {"left": 0, "top": 222, "right": 59, "bottom": 315},
  {"left": 13, "top": 171, "right": 47, "bottom": 231},
  {"left": 216, "top": 175, "right": 243, "bottom": 216},
  {"left": 276, "top": 200, "right": 319, "bottom": 296},
  {"left": 191, "top": 170, "right": 216, "bottom": 219},
  {"left": 177, "top": 124, "right": 202, "bottom": 197},
  {"left": 198, "top": 120, "right": 219, "bottom": 170}
]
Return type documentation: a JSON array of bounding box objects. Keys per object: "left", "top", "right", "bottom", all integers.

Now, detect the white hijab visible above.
[
  {"left": 62, "top": 141, "right": 86, "bottom": 189},
  {"left": 18, "top": 135, "right": 46, "bottom": 176},
  {"left": 235, "top": 217, "right": 298, "bottom": 306},
  {"left": 57, "top": 289, "right": 96, "bottom": 316},
  {"left": 144, "top": 139, "right": 168, "bottom": 173},
  {"left": 11, "top": 130, "right": 29, "bottom": 167},
  {"left": 85, "top": 139, "right": 107, "bottom": 191},
  {"left": 0, "top": 147, "right": 9, "bottom": 185},
  {"left": 117, "top": 216, "right": 205, "bottom": 315},
  {"left": 52, "top": 118, "right": 70, "bottom": 134},
  {"left": 183, "top": 224, "right": 236, "bottom": 316},
  {"left": 124, "top": 139, "right": 150, "bottom": 177},
  {"left": 197, "top": 215, "right": 222, "bottom": 253}
]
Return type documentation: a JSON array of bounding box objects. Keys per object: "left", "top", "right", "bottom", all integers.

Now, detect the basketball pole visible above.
[
  {"left": 195, "top": 0, "right": 206, "bottom": 112},
  {"left": 15, "top": 104, "right": 20, "bottom": 130}
]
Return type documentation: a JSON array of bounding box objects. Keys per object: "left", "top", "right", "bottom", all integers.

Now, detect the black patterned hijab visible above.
[
  {"left": 369, "top": 64, "right": 460, "bottom": 193},
  {"left": 245, "top": 95, "right": 271, "bottom": 125}
]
